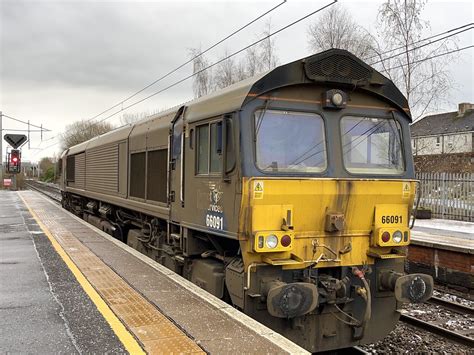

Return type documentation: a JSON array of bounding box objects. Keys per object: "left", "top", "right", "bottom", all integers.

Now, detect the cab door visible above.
[{"left": 169, "top": 106, "right": 186, "bottom": 223}]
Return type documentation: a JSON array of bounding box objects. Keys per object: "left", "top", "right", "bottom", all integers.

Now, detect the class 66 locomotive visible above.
[{"left": 59, "top": 49, "right": 433, "bottom": 352}]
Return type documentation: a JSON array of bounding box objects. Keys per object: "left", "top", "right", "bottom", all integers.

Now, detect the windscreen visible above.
[
  {"left": 341, "top": 116, "right": 404, "bottom": 174},
  {"left": 255, "top": 110, "right": 326, "bottom": 173}
]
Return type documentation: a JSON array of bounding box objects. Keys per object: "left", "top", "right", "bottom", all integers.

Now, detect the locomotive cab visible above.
[{"left": 225, "top": 50, "right": 433, "bottom": 351}]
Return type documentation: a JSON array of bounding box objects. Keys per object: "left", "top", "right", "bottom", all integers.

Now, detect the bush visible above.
[{"left": 40, "top": 167, "right": 55, "bottom": 183}]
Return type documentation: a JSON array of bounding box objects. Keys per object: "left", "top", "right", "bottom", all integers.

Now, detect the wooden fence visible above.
[{"left": 416, "top": 172, "right": 473, "bottom": 222}]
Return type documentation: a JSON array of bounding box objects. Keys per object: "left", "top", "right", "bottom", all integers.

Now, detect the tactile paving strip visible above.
[{"left": 21, "top": 193, "right": 204, "bottom": 355}]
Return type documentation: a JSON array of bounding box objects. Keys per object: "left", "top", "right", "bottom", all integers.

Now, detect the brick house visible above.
[{"left": 410, "top": 103, "right": 474, "bottom": 172}]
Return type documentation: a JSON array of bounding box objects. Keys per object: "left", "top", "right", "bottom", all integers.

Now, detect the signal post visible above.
[{"left": 3, "top": 133, "right": 27, "bottom": 191}]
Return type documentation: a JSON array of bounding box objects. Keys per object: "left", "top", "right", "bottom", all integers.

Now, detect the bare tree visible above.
[
  {"left": 190, "top": 20, "right": 280, "bottom": 95},
  {"left": 60, "top": 120, "right": 114, "bottom": 151},
  {"left": 120, "top": 110, "right": 158, "bottom": 125},
  {"left": 245, "top": 46, "right": 260, "bottom": 77},
  {"left": 259, "top": 19, "right": 279, "bottom": 71},
  {"left": 373, "top": 0, "right": 457, "bottom": 120},
  {"left": 307, "top": 5, "right": 375, "bottom": 60},
  {"left": 213, "top": 49, "right": 237, "bottom": 90},
  {"left": 189, "top": 47, "right": 212, "bottom": 98},
  {"left": 235, "top": 59, "right": 248, "bottom": 82}
]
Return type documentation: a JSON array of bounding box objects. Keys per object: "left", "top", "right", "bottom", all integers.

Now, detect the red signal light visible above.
[
  {"left": 9, "top": 150, "right": 21, "bottom": 173},
  {"left": 381, "top": 231, "right": 391, "bottom": 243}
]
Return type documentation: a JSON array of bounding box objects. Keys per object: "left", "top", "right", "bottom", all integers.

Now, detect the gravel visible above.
[
  {"left": 361, "top": 323, "right": 472, "bottom": 354},
  {"left": 361, "top": 287, "right": 473, "bottom": 353}
]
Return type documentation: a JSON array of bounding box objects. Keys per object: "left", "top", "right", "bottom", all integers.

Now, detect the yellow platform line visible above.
[{"left": 19, "top": 193, "right": 145, "bottom": 355}]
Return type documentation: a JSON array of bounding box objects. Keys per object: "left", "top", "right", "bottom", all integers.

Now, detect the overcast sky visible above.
[{"left": 0, "top": 0, "right": 472, "bottom": 162}]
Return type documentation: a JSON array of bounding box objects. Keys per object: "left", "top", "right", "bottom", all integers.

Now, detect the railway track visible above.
[
  {"left": 24, "top": 180, "right": 61, "bottom": 203},
  {"left": 400, "top": 296, "right": 474, "bottom": 348},
  {"left": 427, "top": 295, "right": 474, "bottom": 316}
]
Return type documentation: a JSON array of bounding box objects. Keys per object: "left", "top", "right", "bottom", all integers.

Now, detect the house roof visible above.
[{"left": 410, "top": 109, "right": 474, "bottom": 137}]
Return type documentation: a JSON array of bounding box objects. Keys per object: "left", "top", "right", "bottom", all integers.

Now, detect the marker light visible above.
[
  {"left": 266, "top": 235, "right": 278, "bottom": 249},
  {"left": 281, "top": 235, "right": 291, "bottom": 247},
  {"left": 392, "top": 230, "right": 403, "bottom": 243},
  {"left": 381, "top": 231, "right": 391, "bottom": 243}
]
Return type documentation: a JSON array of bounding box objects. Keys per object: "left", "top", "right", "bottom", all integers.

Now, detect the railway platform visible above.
[
  {"left": 409, "top": 219, "right": 473, "bottom": 291},
  {"left": 0, "top": 190, "right": 308, "bottom": 354}
]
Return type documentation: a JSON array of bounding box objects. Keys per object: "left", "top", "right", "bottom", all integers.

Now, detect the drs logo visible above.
[{"left": 206, "top": 213, "right": 224, "bottom": 230}]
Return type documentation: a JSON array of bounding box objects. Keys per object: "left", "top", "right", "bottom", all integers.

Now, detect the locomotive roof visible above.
[{"left": 64, "top": 49, "right": 410, "bottom": 156}]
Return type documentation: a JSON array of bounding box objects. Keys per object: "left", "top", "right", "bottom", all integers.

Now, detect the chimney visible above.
[{"left": 458, "top": 102, "right": 474, "bottom": 116}]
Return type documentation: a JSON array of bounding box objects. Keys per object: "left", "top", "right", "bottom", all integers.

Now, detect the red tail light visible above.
[{"left": 281, "top": 235, "right": 291, "bottom": 247}]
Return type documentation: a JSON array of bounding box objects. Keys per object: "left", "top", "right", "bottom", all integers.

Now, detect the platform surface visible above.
[
  {"left": 0, "top": 191, "right": 126, "bottom": 353},
  {"left": 1, "top": 190, "right": 308, "bottom": 354},
  {"left": 411, "top": 218, "right": 473, "bottom": 254}
]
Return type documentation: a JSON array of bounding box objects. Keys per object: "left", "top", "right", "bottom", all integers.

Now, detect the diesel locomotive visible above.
[{"left": 59, "top": 49, "right": 433, "bottom": 352}]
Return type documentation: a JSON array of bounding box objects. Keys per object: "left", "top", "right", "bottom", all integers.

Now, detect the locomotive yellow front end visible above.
[
  {"left": 232, "top": 50, "right": 434, "bottom": 352},
  {"left": 238, "top": 178, "right": 433, "bottom": 351}
]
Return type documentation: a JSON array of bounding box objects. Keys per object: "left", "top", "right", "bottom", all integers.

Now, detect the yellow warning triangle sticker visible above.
[{"left": 255, "top": 182, "right": 263, "bottom": 191}]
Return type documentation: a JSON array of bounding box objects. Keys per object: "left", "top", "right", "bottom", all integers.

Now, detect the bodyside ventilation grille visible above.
[{"left": 304, "top": 53, "right": 372, "bottom": 84}]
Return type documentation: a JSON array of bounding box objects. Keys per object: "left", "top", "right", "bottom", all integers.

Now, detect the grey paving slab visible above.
[
  {"left": 413, "top": 226, "right": 473, "bottom": 240},
  {"left": 0, "top": 191, "right": 126, "bottom": 354}
]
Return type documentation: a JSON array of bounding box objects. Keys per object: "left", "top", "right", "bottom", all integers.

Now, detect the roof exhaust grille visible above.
[{"left": 304, "top": 54, "right": 372, "bottom": 84}]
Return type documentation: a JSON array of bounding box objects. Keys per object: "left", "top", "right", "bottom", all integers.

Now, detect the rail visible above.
[
  {"left": 427, "top": 296, "right": 474, "bottom": 316},
  {"left": 24, "top": 180, "right": 61, "bottom": 203},
  {"left": 400, "top": 314, "right": 473, "bottom": 347}
]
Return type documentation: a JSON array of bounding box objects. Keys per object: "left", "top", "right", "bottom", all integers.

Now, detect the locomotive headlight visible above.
[
  {"left": 392, "top": 230, "right": 403, "bottom": 243},
  {"left": 323, "top": 89, "right": 347, "bottom": 109},
  {"left": 266, "top": 234, "right": 278, "bottom": 249},
  {"left": 331, "top": 92, "right": 344, "bottom": 106}
]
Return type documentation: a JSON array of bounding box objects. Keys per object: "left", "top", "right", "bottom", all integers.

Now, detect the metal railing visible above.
[{"left": 416, "top": 172, "right": 473, "bottom": 222}]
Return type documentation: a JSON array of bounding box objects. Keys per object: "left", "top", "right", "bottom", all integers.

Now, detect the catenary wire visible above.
[
  {"left": 97, "top": 16, "right": 468, "bottom": 126},
  {"left": 378, "top": 45, "right": 473, "bottom": 72},
  {"left": 85, "top": 0, "right": 288, "bottom": 123},
  {"left": 34, "top": 43, "right": 471, "bottom": 157},
  {"left": 94, "top": 0, "right": 337, "bottom": 124},
  {"left": 365, "top": 22, "right": 473, "bottom": 62},
  {"left": 2, "top": 114, "right": 51, "bottom": 131},
  {"left": 34, "top": 10, "right": 471, "bottom": 156},
  {"left": 369, "top": 25, "right": 473, "bottom": 66},
  {"left": 33, "top": 0, "right": 336, "bottom": 156},
  {"left": 1, "top": 128, "right": 48, "bottom": 132}
]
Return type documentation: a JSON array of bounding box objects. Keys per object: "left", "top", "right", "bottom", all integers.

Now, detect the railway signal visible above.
[{"left": 7, "top": 149, "right": 21, "bottom": 174}]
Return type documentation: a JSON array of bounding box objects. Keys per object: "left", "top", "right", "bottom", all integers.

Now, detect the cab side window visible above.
[{"left": 197, "top": 121, "right": 222, "bottom": 175}]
